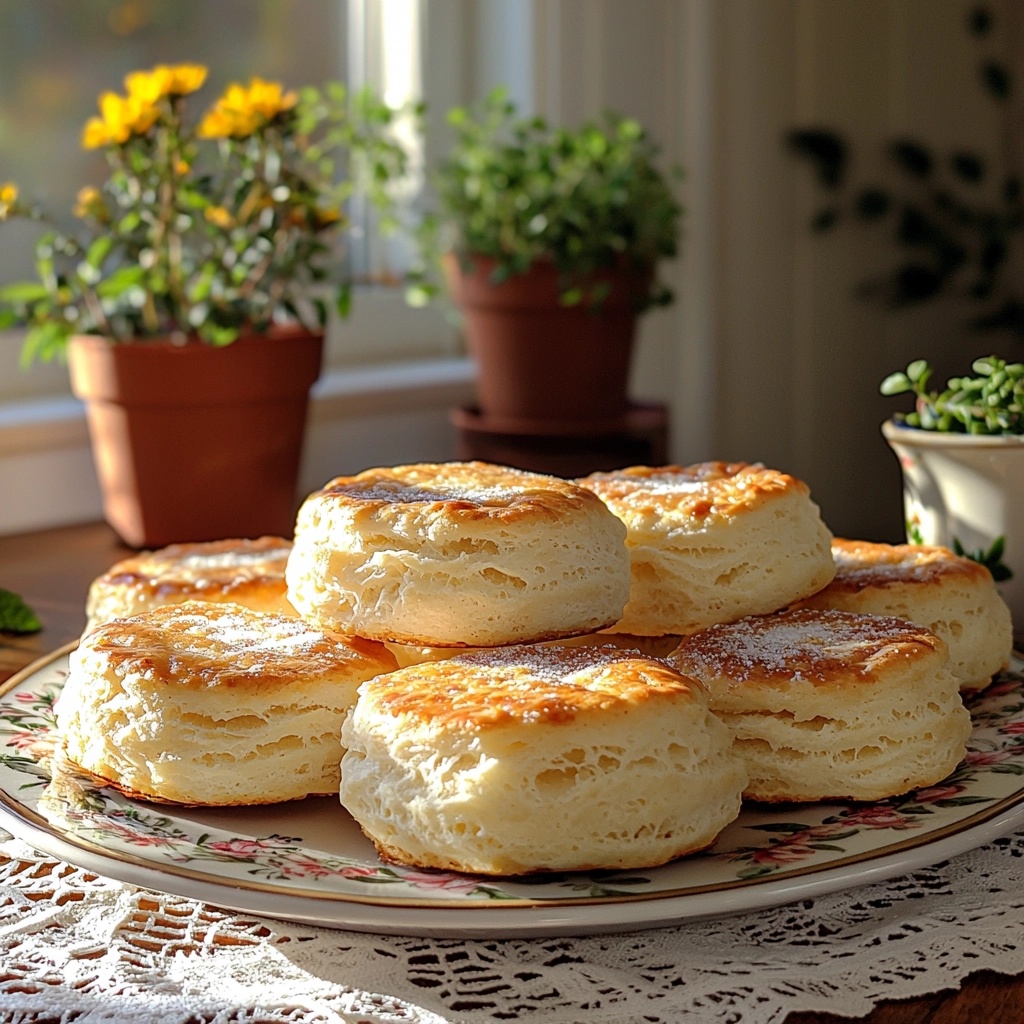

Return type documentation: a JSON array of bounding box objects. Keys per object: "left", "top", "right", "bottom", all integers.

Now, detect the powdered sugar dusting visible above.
[
  {"left": 454, "top": 643, "right": 649, "bottom": 682},
  {"left": 580, "top": 461, "right": 797, "bottom": 519},
  {"left": 89, "top": 601, "right": 382, "bottom": 684},
  {"left": 372, "top": 643, "right": 691, "bottom": 725},
  {"left": 590, "top": 462, "right": 762, "bottom": 488},
  {"left": 175, "top": 549, "right": 289, "bottom": 571},
  {"left": 342, "top": 482, "right": 512, "bottom": 505},
  {"left": 319, "top": 463, "right": 568, "bottom": 507},
  {"left": 830, "top": 542, "right": 964, "bottom": 587},
  {"left": 176, "top": 606, "right": 321, "bottom": 654},
  {"left": 673, "top": 609, "right": 936, "bottom": 684},
  {"left": 629, "top": 478, "right": 709, "bottom": 495}
]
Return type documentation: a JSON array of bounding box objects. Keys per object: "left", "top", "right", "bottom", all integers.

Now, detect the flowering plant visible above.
[{"left": 0, "top": 63, "right": 408, "bottom": 363}]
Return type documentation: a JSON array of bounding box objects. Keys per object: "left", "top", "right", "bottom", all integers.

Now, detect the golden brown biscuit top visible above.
[
  {"left": 669, "top": 609, "right": 944, "bottom": 688},
  {"left": 578, "top": 462, "right": 806, "bottom": 523},
  {"left": 80, "top": 600, "right": 396, "bottom": 689},
  {"left": 304, "top": 461, "right": 609, "bottom": 523},
  {"left": 360, "top": 644, "right": 704, "bottom": 729},
  {"left": 89, "top": 537, "right": 291, "bottom": 604},
  {"left": 824, "top": 539, "right": 993, "bottom": 592}
]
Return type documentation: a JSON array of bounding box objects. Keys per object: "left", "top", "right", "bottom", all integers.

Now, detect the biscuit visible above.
[
  {"left": 286, "top": 462, "right": 630, "bottom": 647},
  {"left": 578, "top": 462, "right": 835, "bottom": 636},
  {"left": 85, "top": 536, "right": 296, "bottom": 631},
  {"left": 668, "top": 608, "right": 971, "bottom": 803},
  {"left": 794, "top": 539, "right": 1013, "bottom": 692},
  {"left": 340, "top": 644, "right": 747, "bottom": 875},
  {"left": 58, "top": 600, "right": 397, "bottom": 806}
]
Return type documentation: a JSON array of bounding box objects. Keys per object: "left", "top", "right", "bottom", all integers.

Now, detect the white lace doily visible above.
[{"left": 2, "top": 827, "right": 1023, "bottom": 1024}]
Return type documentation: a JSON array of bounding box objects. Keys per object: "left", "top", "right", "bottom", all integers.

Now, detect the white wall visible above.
[
  {"left": 706, "top": 0, "right": 1007, "bottom": 541},
  {"left": 535, "top": 0, "right": 1008, "bottom": 542}
]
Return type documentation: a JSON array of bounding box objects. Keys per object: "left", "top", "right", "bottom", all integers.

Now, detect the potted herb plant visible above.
[
  {"left": 0, "top": 64, "right": 406, "bottom": 547},
  {"left": 880, "top": 356, "right": 1024, "bottom": 643},
  {"left": 409, "top": 88, "right": 682, "bottom": 429}
]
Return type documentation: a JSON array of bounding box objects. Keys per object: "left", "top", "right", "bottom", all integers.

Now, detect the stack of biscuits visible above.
[{"left": 54, "top": 456, "right": 1013, "bottom": 878}]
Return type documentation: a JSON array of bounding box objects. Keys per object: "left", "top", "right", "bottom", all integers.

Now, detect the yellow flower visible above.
[
  {"left": 312, "top": 204, "right": 342, "bottom": 228},
  {"left": 82, "top": 90, "right": 159, "bottom": 149},
  {"left": 82, "top": 117, "right": 111, "bottom": 149},
  {"left": 74, "top": 186, "right": 98, "bottom": 216},
  {"left": 124, "top": 67, "right": 167, "bottom": 104},
  {"left": 198, "top": 77, "right": 297, "bottom": 140},
  {"left": 166, "top": 64, "right": 208, "bottom": 95},
  {"left": 73, "top": 186, "right": 108, "bottom": 220},
  {"left": 98, "top": 92, "right": 133, "bottom": 144},
  {"left": 0, "top": 181, "right": 17, "bottom": 219},
  {"left": 246, "top": 77, "right": 298, "bottom": 120},
  {"left": 197, "top": 107, "right": 248, "bottom": 140},
  {"left": 204, "top": 205, "right": 234, "bottom": 229},
  {"left": 125, "top": 63, "right": 207, "bottom": 102}
]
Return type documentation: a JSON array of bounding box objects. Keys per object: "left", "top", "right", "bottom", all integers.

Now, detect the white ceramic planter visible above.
[{"left": 882, "top": 419, "right": 1024, "bottom": 647}]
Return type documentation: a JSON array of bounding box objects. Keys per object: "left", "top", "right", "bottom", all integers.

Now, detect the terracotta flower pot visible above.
[
  {"left": 445, "top": 253, "right": 652, "bottom": 429},
  {"left": 68, "top": 326, "right": 323, "bottom": 548},
  {"left": 882, "top": 418, "right": 1024, "bottom": 647}
]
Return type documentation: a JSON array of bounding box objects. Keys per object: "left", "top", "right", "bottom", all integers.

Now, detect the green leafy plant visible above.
[
  {"left": 408, "top": 87, "right": 683, "bottom": 311},
  {"left": 880, "top": 355, "right": 1024, "bottom": 434},
  {"left": 952, "top": 534, "right": 1013, "bottom": 581},
  {"left": 0, "top": 63, "right": 408, "bottom": 363},
  {"left": 787, "top": 4, "right": 1024, "bottom": 342},
  {"left": 0, "top": 588, "right": 41, "bottom": 634}
]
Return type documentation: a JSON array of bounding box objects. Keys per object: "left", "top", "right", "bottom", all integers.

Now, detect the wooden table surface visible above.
[{"left": 0, "top": 520, "right": 1021, "bottom": 1023}]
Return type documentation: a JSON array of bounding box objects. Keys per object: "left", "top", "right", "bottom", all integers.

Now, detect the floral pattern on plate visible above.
[{"left": 1, "top": 651, "right": 1023, "bottom": 906}]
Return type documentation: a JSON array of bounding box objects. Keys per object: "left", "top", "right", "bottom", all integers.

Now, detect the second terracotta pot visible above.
[
  {"left": 445, "top": 254, "right": 651, "bottom": 429},
  {"left": 68, "top": 326, "right": 323, "bottom": 548}
]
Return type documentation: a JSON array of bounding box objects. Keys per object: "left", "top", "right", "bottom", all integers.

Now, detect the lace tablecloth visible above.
[{"left": 2, "top": 827, "right": 1023, "bottom": 1024}]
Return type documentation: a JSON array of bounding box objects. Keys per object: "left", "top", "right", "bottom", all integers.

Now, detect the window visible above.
[
  {"left": 0, "top": 0, "right": 465, "bottom": 404},
  {"left": 0, "top": 1, "right": 696, "bottom": 539}
]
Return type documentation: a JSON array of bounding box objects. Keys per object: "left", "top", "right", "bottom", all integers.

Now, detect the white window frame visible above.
[
  {"left": 0, "top": 0, "right": 507, "bottom": 536},
  {"left": 0, "top": 0, "right": 702, "bottom": 538}
]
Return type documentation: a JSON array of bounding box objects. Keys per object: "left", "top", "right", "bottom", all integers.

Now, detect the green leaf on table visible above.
[{"left": 0, "top": 589, "right": 42, "bottom": 634}]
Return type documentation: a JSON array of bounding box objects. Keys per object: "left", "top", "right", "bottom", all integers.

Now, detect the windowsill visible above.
[
  {"left": 310, "top": 356, "right": 475, "bottom": 419},
  {"left": 0, "top": 356, "right": 476, "bottom": 537}
]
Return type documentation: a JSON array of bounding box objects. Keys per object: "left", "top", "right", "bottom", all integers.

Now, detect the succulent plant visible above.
[{"left": 881, "top": 355, "right": 1024, "bottom": 434}]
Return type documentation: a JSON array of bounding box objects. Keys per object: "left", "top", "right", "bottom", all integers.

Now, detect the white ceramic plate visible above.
[{"left": 1, "top": 646, "right": 1023, "bottom": 938}]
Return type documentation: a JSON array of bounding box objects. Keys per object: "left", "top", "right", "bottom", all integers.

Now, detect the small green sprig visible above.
[
  {"left": 880, "top": 356, "right": 1024, "bottom": 434},
  {"left": 0, "top": 588, "right": 42, "bottom": 634},
  {"left": 952, "top": 535, "right": 1013, "bottom": 581}
]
